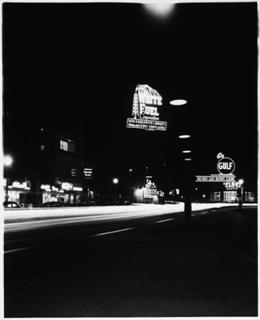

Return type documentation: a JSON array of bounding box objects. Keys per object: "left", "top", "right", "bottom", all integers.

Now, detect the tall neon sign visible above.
[{"left": 126, "top": 84, "right": 167, "bottom": 131}]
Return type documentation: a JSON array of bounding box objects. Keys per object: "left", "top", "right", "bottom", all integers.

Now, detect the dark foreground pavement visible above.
[{"left": 5, "top": 206, "right": 257, "bottom": 317}]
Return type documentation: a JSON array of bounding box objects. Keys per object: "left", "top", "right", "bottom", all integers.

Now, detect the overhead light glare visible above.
[
  {"left": 170, "top": 99, "right": 188, "bottom": 106},
  {"left": 178, "top": 134, "right": 191, "bottom": 139},
  {"left": 182, "top": 150, "right": 191, "bottom": 153},
  {"left": 4, "top": 155, "right": 13, "bottom": 167},
  {"left": 143, "top": 3, "right": 175, "bottom": 18}
]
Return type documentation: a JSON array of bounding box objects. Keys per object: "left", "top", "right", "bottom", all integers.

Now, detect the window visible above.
[
  {"left": 60, "top": 139, "right": 75, "bottom": 153},
  {"left": 60, "top": 140, "right": 68, "bottom": 151}
]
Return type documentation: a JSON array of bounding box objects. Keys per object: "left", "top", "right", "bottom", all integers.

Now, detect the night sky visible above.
[{"left": 3, "top": 2, "right": 257, "bottom": 192}]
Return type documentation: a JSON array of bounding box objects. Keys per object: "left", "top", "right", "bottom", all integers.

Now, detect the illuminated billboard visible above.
[
  {"left": 196, "top": 153, "right": 237, "bottom": 183},
  {"left": 126, "top": 84, "right": 167, "bottom": 131}
]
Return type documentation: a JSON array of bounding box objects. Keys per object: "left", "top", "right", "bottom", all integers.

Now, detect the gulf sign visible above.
[{"left": 217, "top": 157, "right": 235, "bottom": 175}]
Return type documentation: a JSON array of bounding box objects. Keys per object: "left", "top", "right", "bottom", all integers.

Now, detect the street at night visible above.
[
  {"left": 4, "top": 204, "right": 257, "bottom": 316},
  {"left": 2, "top": 1, "right": 258, "bottom": 318}
]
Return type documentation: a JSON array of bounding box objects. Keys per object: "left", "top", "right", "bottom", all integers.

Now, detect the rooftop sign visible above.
[{"left": 126, "top": 84, "right": 167, "bottom": 131}]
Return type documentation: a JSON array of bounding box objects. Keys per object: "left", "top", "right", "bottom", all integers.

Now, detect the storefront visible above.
[
  {"left": 4, "top": 180, "right": 31, "bottom": 205},
  {"left": 133, "top": 176, "right": 164, "bottom": 204},
  {"left": 40, "top": 182, "right": 84, "bottom": 205},
  {"left": 211, "top": 190, "right": 256, "bottom": 203}
]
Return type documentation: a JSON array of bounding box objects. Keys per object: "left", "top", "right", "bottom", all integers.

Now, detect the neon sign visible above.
[
  {"left": 127, "top": 84, "right": 167, "bottom": 131},
  {"left": 196, "top": 153, "right": 237, "bottom": 183},
  {"left": 216, "top": 153, "right": 235, "bottom": 175},
  {"left": 10, "top": 181, "right": 31, "bottom": 190},
  {"left": 61, "top": 182, "right": 73, "bottom": 191}
]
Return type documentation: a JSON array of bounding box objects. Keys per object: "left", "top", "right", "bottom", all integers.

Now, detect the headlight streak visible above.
[
  {"left": 4, "top": 203, "right": 246, "bottom": 233},
  {"left": 4, "top": 247, "right": 32, "bottom": 254}
]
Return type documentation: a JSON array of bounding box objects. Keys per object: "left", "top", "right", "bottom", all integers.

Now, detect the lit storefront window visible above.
[
  {"left": 60, "top": 140, "right": 68, "bottom": 151},
  {"left": 223, "top": 191, "right": 237, "bottom": 202},
  {"left": 60, "top": 139, "right": 76, "bottom": 153}
]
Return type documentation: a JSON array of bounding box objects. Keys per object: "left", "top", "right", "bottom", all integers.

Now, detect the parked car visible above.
[
  {"left": 3, "top": 201, "right": 20, "bottom": 208},
  {"left": 41, "top": 201, "right": 65, "bottom": 207}
]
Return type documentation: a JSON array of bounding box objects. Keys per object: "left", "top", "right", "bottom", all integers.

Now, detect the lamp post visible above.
[
  {"left": 238, "top": 179, "right": 244, "bottom": 209},
  {"left": 171, "top": 99, "right": 192, "bottom": 231},
  {"left": 4, "top": 155, "right": 13, "bottom": 202},
  {"left": 179, "top": 135, "right": 192, "bottom": 231},
  {"left": 112, "top": 177, "right": 119, "bottom": 203}
]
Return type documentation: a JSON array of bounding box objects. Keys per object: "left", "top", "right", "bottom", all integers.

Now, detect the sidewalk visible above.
[
  {"left": 81, "top": 231, "right": 258, "bottom": 317},
  {"left": 7, "top": 228, "right": 257, "bottom": 317}
]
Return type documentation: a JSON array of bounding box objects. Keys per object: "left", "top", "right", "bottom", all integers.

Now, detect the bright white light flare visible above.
[
  {"left": 170, "top": 99, "right": 188, "bottom": 106},
  {"left": 4, "top": 155, "right": 13, "bottom": 167},
  {"left": 113, "top": 178, "right": 119, "bottom": 184},
  {"left": 182, "top": 150, "right": 191, "bottom": 153},
  {"left": 143, "top": 3, "right": 175, "bottom": 18},
  {"left": 238, "top": 179, "right": 244, "bottom": 185},
  {"left": 178, "top": 134, "right": 191, "bottom": 139}
]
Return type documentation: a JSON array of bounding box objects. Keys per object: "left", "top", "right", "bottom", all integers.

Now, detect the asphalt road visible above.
[{"left": 4, "top": 204, "right": 257, "bottom": 317}]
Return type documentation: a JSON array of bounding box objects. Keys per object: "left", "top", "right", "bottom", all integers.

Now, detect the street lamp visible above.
[
  {"left": 4, "top": 154, "right": 13, "bottom": 202},
  {"left": 113, "top": 178, "right": 119, "bottom": 184},
  {"left": 170, "top": 99, "right": 188, "bottom": 106},
  {"left": 143, "top": 3, "right": 175, "bottom": 18},
  {"left": 170, "top": 99, "right": 193, "bottom": 230},
  {"left": 4, "top": 155, "right": 13, "bottom": 167},
  {"left": 238, "top": 179, "right": 244, "bottom": 186},
  {"left": 238, "top": 179, "right": 244, "bottom": 208},
  {"left": 178, "top": 134, "right": 191, "bottom": 139}
]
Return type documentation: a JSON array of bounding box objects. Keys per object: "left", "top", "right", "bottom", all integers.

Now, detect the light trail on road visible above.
[{"left": 4, "top": 203, "right": 250, "bottom": 233}]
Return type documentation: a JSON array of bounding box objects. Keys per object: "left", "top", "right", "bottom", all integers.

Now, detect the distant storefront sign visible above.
[
  {"left": 83, "top": 167, "right": 93, "bottom": 179},
  {"left": 126, "top": 84, "right": 167, "bottom": 132},
  {"left": 223, "top": 181, "right": 241, "bottom": 190}
]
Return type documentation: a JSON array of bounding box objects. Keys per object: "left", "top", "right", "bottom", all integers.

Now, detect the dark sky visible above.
[{"left": 3, "top": 2, "right": 258, "bottom": 191}]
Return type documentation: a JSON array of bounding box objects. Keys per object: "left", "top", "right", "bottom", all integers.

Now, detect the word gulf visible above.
[{"left": 218, "top": 162, "right": 233, "bottom": 170}]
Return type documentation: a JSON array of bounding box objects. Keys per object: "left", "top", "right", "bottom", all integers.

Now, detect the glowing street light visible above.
[
  {"left": 184, "top": 158, "right": 192, "bottom": 161},
  {"left": 238, "top": 179, "right": 244, "bottom": 185},
  {"left": 4, "top": 155, "right": 13, "bottom": 167},
  {"left": 143, "top": 3, "right": 175, "bottom": 18},
  {"left": 113, "top": 178, "right": 119, "bottom": 184},
  {"left": 178, "top": 134, "right": 191, "bottom": 139},
  {"left": 170, "top": 99, "right": 188, "bottom": 106},
  {"left": 182, "top": 150, "right": 191, "bottom": 154},
  {"left": 4, "top": 154, "right": 13, "bottom": 202}
]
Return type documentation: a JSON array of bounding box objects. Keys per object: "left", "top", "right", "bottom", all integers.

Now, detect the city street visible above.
[
  {"left": 4, "top": 204, "right": 257, "bottom": 317},
  {"left": 3, "top": 2, "right": 257, "bottom": 318}
]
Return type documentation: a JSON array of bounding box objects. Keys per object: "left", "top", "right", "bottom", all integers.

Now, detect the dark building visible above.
[{"left": 4, "top": 129, "right": 93, "bottom": 206}]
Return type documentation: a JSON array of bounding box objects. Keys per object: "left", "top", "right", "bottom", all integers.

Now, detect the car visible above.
[
  {"left": 41, "top": 201, "right": 65, "bottom": 207},
  {"left": 3, "top": 201, "right": 20, "bottom": 208}
]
